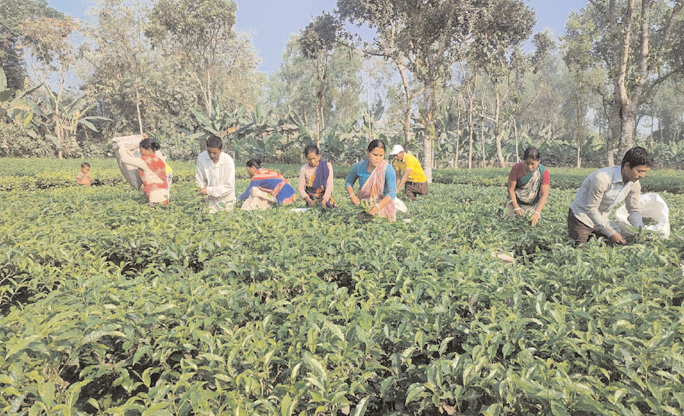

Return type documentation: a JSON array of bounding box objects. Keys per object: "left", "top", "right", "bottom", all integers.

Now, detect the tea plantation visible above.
[{"left": 1, "top": 159, "right": 684, "bottom": 415}]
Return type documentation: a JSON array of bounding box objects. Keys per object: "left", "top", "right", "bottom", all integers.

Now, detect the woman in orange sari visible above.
[
  {"left": 345, "top": 140, "right": 397, "bottom": 221},
  {"left": 298, "top": 144, "right": 335, "bottom": 208}
]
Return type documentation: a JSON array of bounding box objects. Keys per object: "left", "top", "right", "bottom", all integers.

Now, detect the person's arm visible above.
[
  {"left": 625, "top": 182, "right": 643, "bottom": 230},
  {"left": 383, "top": 165, "right": 397, "bottom": 200},
  {"left": 506, "top": 180, "right": 524, "bottom": 215},
  {"left": 298, "top": 166, "right": 314, "bottom": 205},
  {"left": 195, "top": 159, "right": 208, "bottom": 193},
  {"left": 530, "top": 184, "right": 549, "bottom": 226},
  {"left": 583, "top": 174, "right": 623, "bottom": 242},
  {"left": 397, "top": 168, "right": 411, "bottom": 191},
  {"left": 76, "top": 173, "right": 91, "bottom": 186},
  {"left": 367, "top": 195, "right": 392, "bottom": 215},
  {"left": 321, "top": 162, "right": 334, "bottom": 205},
  {"left": 346, "top": 164, "right": 360, "bottom": 204}
]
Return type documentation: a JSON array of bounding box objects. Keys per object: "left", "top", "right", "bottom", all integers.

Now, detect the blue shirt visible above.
[{"left": 345, "top": 160, "right": 397, "bottom": 199}]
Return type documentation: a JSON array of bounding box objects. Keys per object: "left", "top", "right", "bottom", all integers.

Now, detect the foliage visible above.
[{"left": 2, "top": 162, "right": 684, "bottom": 415}]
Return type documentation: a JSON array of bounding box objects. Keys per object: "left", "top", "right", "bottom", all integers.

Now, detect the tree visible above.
[
  {"left": 146, "top": 0, "right": 238, "bottom": 117},
  {"left": 564, "top": 0, "right": 684, "bottom": 161},
  {"left": 336, "top": 0, "right": 535, "bottom": 181}
]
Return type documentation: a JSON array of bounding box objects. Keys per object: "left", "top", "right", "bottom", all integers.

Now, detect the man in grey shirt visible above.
[{"left": 568, "top": 146, "right": 653, "bottom": 245}]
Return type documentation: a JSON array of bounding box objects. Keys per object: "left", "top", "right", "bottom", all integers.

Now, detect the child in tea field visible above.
[
  {"left": 568, "top": 146, "right": 652, "bottom": 245},
  {"left": 120, "top": 138, "right": 169, "bottom": 206},
  {"left": 346, "top": 140, "right": 397, "bottom": 221},
  {"left": 298, "top": 144, "right": 335, "bottom": 208},
  {"left": 239, "top": 159, "right": 296, "bottom": 210},
  {"left": 504, "top": 147, "right": 550, "bottom": 226},
  {"left": 195, "top": 135, "right": 236, "bottom": 213},
  {"left": 76, "top": 162, "right": 92, "bottom": 186}
]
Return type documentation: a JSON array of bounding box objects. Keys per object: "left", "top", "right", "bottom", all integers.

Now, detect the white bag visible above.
[
  {"left": 394, "top": 197, "right": 408, "bottom": 213},
  {"left": 112, "top": 134, "right": 144, "bottom": 190},
  {"left": 613, "top": 192, "right": 670, "bottom": 239}
]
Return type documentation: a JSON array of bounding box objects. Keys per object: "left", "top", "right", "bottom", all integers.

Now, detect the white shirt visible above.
[
  {"left": 569, "top": 165, "right": 642, "bottom": 237},
  {"left": 195, "top": 151, "right": 236, "bottom": 212}
]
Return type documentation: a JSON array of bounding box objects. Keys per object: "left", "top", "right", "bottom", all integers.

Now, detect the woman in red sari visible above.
[{"left": 121, "top": 138, "right": 169, "bottom": 206}]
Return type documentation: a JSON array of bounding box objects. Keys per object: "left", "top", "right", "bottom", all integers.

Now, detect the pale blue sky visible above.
[{"left": 47, "top": 0, "right": 588, "bottom": 74}]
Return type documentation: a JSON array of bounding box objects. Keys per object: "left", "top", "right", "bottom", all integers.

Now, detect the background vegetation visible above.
[{"left": 2, "top": 0, "right": 684, "bottom": 173}]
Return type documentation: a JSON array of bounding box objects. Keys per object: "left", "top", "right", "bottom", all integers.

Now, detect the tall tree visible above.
[
  {"left": 146, "top": 0, "right": 237, "bottom": 116},
  {"left": 564, "top": 0, "right": 684, "bottom": 161},
  {"left": 336, "top": 0, "right": 534, "bottom": 181}
]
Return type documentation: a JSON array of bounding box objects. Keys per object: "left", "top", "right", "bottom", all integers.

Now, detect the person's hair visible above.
[
  {"left": 139, "top": 138, "right": 161, "bottom": 152},
  {"left": 304, "top": 144, "right": 320, "bottom": 156},
  {"left": 621, "top": 146, "right": 653, "bottom": 168},
  {"left": 523, "top": 147, "right": 541, "bottom": 161},
  {"left": 81, "top": 162, "right": 90, "bottom": 168},
  {"left": 367, "top": 139, "right": 387, "bottom": 153},
  {"left": 206, "top": 135, "right": 223, "bottom": 150},
  {"left": 246, "top": 158, "right": 262, "bottom": 169}
]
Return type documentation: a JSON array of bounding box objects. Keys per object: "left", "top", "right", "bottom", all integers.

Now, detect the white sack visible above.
[
  {"left": 613, "top": 192, "right": 670, "bottom": 239},
  {"left": 112, "top": 134, "right": 144, "bottom": 190},
  {"left": 394, "top": 197, "right": 408, "bottom": 213}
]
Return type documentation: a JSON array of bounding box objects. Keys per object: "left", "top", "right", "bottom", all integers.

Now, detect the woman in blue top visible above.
[{"left": 345, "top": 140, "right": 397, "bottom": 221}]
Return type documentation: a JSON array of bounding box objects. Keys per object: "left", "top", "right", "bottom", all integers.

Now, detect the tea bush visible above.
[{"left": 1, "top": 161, "right": 683, "bottom": 415}]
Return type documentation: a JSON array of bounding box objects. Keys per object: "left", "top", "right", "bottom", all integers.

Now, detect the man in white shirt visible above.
[
  {"left": 195, "top": 135, "right": 236, "bottom": 213},
  {"left": 568, "top": 146, "right": 653, "bottom": 245}
]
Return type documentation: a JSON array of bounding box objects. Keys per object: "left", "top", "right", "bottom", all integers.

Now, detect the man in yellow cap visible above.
[{"left": 390, "top": 144, "right": 428, "bottom": 201}]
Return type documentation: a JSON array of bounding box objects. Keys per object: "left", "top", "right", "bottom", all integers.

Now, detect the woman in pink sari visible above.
[{"left": 345, "top": 140, "right": 397, "bottom": 221}]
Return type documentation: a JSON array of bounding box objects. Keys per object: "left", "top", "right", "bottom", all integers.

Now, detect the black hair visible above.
[
  {"left": 81, "top": 162, "right": 90, "bottom": 168},
  {"left": 367, "top": 139, "right": 387, "bottom": 153},
  {"left": 621, "top": 146, "right": 653, "bottom": 168},
  {"left": 304, "top": 144, "right": 320, "bottom": 156},
  {"left": 139, "top": 138, "right": 161, "bottom": 152},
  {"left": 246, "top": 158, "right": 262, "bottom": 169},
  {"left": 522, "top": 147, "right": 541, "bottom": 161},
  {"left": 206, "top": 135, "right": 223, "bottom": 150}
]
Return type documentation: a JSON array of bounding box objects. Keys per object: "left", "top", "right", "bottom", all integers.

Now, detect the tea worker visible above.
[
  {"left": 298, "top": 144, "right": 335, "bottom": 208},
  {"left": 390, "top": 144, "right": 428, "bottom": 201},
  {"left": 76, "top": 162, "right": 92, "bottom": 186},
  {"left": 346, "top": 139, "right": 397, "bottom": 221},
  {"left": 568, "top": 146, "right": 653, "bottom": 245},
  {"left": 504, "top": 147, "right": 550, "bottom": 226},
  {"left": 195, "top": 135, "right": 236, "bottom": 213},
  {"left": 120, "top": 138, "right": 170, "bottom": 206},
  {"left": 239, "top": 159, "right": 296, "bottom": 210}
]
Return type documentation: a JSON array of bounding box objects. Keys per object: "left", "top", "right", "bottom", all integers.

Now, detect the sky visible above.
[{"left": 47, "top": 0, "right": 589, "bottom": 74}]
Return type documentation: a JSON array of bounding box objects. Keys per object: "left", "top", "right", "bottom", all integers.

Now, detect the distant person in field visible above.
[
  {"left": 568, "top": 146, "right": 653, "bottom": 245},
  {"left": 504, "top": 147, "right": 550, "bottom": 226},
  {"left": 195, "top": 135, "right": 236, "bottom": 213},
  {"left": 239, "top": 159, "right": 296, "bottom": 210},
  {"left": 76, "top": 162, "right": 92, "bottom": 186},
  {"left": 298, "top": 144, "right": 335, "bottom": 208},
  {"left": 346, "top": 139, "right": 397, "bottom": 221},
  {"left": 120, "top": 138, "right": 169, "bottom": 206},
  {"left": 390, "top": 144, "right": 428, "bottom": 201}
]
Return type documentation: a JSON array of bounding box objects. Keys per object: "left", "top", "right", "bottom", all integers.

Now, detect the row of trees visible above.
[{"left": 2, "top": 0, "right": 684, "bottom": 176}]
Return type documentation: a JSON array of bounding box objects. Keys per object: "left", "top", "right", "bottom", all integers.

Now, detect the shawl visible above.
[
  {"left": 306, "top": 161, "right": 335, "bottom": 208},
  {"left": 515, "top": 164, "right": 546, "bottom": 205},
  {"left": 358, "top": 160, "right": 396, "bottom": 222}
]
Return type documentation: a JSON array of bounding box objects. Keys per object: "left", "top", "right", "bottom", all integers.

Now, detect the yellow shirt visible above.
[{"left": 393, "top": 153, "right": 427, "bottom": 183}]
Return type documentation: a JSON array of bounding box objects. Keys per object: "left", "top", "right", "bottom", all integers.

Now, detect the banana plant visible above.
[
  {"left": 190, "top": 103, "right": 247, "bottom": 152},
  {"left": 0, "top": 68, "right": 42, "bottom": 131}
]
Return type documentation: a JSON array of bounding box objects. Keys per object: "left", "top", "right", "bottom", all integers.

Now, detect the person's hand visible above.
[
  {"left": 199, "top": 187, "right": 208, "bottom": 195},
  {"left": 513, "top": 207, "right": 524, "bottom": 216},
  {"left": 367, "top": 203, "right": 380, "bottom": 216},
  {"left": 349, "top": 195, "right": 360, "bottom": 205},
  {"left": 321, "top": 197, "right": 330, "bottom": 208},
  {"left": 305, "top": 197, "right": 316, "bottom": 207},
  {"left": 609, "top": 232, "right": 627, "bottom": 245},
  {"left": 530, "top": 211, "right": 540, "bottom": 226}
]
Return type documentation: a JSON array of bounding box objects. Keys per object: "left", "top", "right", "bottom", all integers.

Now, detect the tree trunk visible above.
[{"left": 494, "top": 93, "right": 506, "bottom": 168}]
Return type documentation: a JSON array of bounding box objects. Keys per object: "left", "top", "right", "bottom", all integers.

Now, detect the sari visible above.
[
  {"left": 139, "top": 154, "right": 169, "bottom": 205},
  {"left": 514, "top": 164, "right": 546, "bottom": 205},
  {"left": 305, "top": 161, "right": 335, "bottom": 208},
  {"left": 358, "top": 160, "right": 396, "bottom": 222},
  {"left": 240, "top": 169, "right": 296, "bottom": 205}
]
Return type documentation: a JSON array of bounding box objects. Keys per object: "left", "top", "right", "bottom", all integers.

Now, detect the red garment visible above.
[
  {"left": 508, "top": 163, "right": 550, "bottom": 185},
  {"left": 139, "top": 155, "right": 168, "bottom": 201}
]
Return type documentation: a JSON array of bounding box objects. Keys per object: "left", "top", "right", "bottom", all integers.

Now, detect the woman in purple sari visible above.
[{"left": 297, "top": 144, "right": 336, "bottom": 208}]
